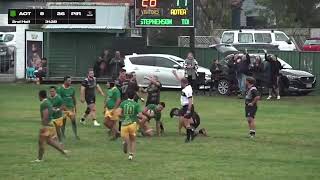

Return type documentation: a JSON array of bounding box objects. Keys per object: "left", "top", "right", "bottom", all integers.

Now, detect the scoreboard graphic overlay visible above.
[
  {"left": 135, "top": 0, "right": 194, "bottom": 27},
  {"left": 8, "top": 9, "right": 95, "bottom": 24}
]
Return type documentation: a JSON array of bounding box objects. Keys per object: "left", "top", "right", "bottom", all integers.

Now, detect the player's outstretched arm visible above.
[
  {"left": 96, "top": 84, "right": 105, "bottom": 97},
  {"left": 80, "top": 86, "right": 85, "bottom": 103},
  {"left": 172, "top": 70, "right": 182, "bottom": 81}
]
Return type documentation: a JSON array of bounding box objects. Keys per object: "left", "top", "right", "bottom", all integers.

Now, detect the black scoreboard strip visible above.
[{"left": 8, "top": 9, "right": 96, "bottom": 24}]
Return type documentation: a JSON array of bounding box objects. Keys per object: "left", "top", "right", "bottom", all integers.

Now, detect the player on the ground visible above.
[
  {"left": 57, "top": 76, "right": 80, "bottom": 140},
  {"left": 104, "top": 81, "right": 122, "bottom": 140},
  {"left": 139, "top": 102, "right": 166, "bottom": 136},
  {"left": 170, "top": 107, "right": 207, "bottom": 137},
  {"left": 119, "top": 91, "right": 142, "bottom": 160},
  {"left": 172, "top": 70, "right": 197, "bottom": 143},
  {"left": 32, "top": 90, "right": 68, "bottom": 162},
  {"left": 244, "top": 77, "right": 261, "bottom": 138},
  {"left": 48, "top": 86, "right": 64, "bottom": 143},
  {"left": 80, "top": 68, "right": 105, "bottom": 126}
]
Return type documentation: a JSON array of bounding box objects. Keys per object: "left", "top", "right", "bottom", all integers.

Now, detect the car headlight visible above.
[{"left": 286, "top": 75, "right": 299, "bottom": 80}]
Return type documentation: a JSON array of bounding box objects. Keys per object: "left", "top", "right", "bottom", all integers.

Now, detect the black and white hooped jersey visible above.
[{"left": 181, "top": 85, "right": 193, "bottom": 106}]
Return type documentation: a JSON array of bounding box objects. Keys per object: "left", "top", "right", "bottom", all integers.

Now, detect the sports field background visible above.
[{"left": 0, "top": 84, "right": 319, "bottom": 180}]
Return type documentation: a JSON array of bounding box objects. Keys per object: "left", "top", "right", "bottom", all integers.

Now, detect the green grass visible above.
[{"left": 0, "top": 83, "right": 319, "bottom": 180}]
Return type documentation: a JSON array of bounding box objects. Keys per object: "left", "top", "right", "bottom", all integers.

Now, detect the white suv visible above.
[{"left": 123, "top": 54, "right": 211, "bottom": 88}]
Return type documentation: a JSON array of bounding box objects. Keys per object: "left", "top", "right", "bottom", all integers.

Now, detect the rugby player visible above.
[
  {"left": 57, "top": 76, "right": 79, "bottom": 140},
  {"left": 139, "top": 102, "right": 166, "bottom": 136},
  {"left": 48, "top": 86, "right": 64, "bottom": 143},
  {"left": 32, "top": 90, "right": 68, "bottom": 162},
  {"left": 104, "top": 81, "right": 122, "bottom": 140},
  {"left": 119, "top": 91, "right": 142, "bottom": 160},
  {"left": 80, "top": 68, "right": 105, "bottom": 126},
  {"left": 245, "top": 77, "right": 261, "bottom": 138}
]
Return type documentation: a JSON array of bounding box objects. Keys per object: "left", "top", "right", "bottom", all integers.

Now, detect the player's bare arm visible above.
[
  {"left": 80, "top": 86, "right": 86, "bottom": 103},
  {"left": 96, "top": 84, "right": 105, "bottom": 97}
]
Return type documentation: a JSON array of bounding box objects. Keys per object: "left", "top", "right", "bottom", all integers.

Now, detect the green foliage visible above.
[
  {"left": 0, "top": 84, "right": 320, "bottom": 180},
  {"left": 256, "top": 0, "right": 320, "bottom": 27}
]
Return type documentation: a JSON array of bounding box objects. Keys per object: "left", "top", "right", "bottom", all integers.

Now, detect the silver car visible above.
[{"left": 123, "top": 54, "right": 211, "bottom": 88}]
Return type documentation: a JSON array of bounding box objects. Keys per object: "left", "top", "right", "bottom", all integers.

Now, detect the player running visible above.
[
  {"left": 119, "top": 91, "right": 142, "bottom": 160},
  {"left": 172, "top": 70, "right": 197, "bottom": 143},
  {"left": 48, "top": 86, "right": 64, "bottom": 143},
  {"left": 139, "top": 102, "right": 166, "bottom": 136},
  {"left": 57, "top": 76, "right": 80, "bottom": 140},
  {"left": 104, "top": 81, "right": 122, "bottom": 140},
  {"left": 80, "top": 69, "right": 105, "bottom": 126},
  {"left": 244, "top": 77, "right": 261, "bottom": 138},
  {"left": 32, "top": 90, "right": 68, "bottom": 162}
]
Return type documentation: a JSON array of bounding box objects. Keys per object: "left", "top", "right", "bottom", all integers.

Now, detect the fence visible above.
[{"left": 146, "top": 46, "right": 320, "bottom": 86}]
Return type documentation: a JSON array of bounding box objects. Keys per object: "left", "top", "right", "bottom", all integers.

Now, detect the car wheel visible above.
[{"left": 218, "top": 79, "right": 230, "bottom": 95}]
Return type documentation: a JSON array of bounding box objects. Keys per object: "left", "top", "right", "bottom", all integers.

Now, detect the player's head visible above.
[
  {"left": 157, "top": 102, "right": 166, "bottom": 112},
  {"left": 107, "top": 81, "right": 115, "bottom": 89},
  {"left": 129, "top": 72, "right": 136, "bottom": 80},
  {"left": 49, "top": 86, "right": 57, "bottom": 97},
  {"left": 119, "top": 69, "right": 126, "bottom": 79},
  {"left": 246, "top": 77, "right": 256, "bottom": 87},
  {"left": 180, "top": 78, "right": 189, "bottom": 88},
  {"left": 38, "top": 90, "right": 47, "bottom": 101},
  {"left": 64, "top": 76, "right": 72, "bottom": 86},
  {"left": 127, "top": 90, "right": 135, "bottom": 100},
  {"left": 88, "top": 68, "right": 94, "bottom": 78}
]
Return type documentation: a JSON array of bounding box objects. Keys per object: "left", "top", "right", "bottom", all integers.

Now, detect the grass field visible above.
[{"left": 0, "top": 83, "right": 319, "bottom": 180}]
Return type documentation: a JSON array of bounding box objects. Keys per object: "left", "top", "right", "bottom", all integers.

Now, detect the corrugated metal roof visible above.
[{"left": 42, "top": 5, "right": 128, "bottom": 30}]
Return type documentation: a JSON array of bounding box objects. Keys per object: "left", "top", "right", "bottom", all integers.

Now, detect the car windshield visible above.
[{"left": 305, "top": 39, "right": 320, "bottom": 45}]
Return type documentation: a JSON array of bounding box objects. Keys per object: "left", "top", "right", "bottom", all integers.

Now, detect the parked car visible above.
[
  {"left": 123, "top": 54, "right": 211, "bottom": 88},
  {"left": 220, "top": 29, "right": 296, "bottom": 51},
  {"left": 211, "top": 44, "right": 316, "bottom": 96},
  {"left": 302, "top": 38, "right": 320, "bottom": 51}
]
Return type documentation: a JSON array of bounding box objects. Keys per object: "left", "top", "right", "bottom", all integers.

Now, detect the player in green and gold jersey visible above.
[
  {"left": 119, "top": 91, "right": 142, "bottom": 160},
  {"left": 48, "top": 86, "right": 65, "bottom": 143},
  {"left": 32, "top": 90, "right": 68, "bottom": 162},
  {"left": 104, "top": 81, "right": 122, "bottom": 140},
  {"left": 140, "top": 102, "right": 165, "bottom": 136},
  {"left": 57, "top": 76, "right": 80, "bottom": 140}
]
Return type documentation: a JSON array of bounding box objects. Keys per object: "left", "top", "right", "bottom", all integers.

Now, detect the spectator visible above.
[
  {"left": 26, "top": 61, "right": 36, "bottom": 81},
  {"left": 210, "top": 59, "right": 222, "bottom": 91},
  {"left": 34, "top": 57, "right": 47, "bottom": 85},
  {"left": 238, "top": 51, "right": 251, "bottom": 97},
  {"left": 94, "top": 49, "right": 109, "bottom": 78},
  {"left": 110, "top": 51, "right": 124, "bottom": 80},
  {"left": 184, "top": 52, "right": 198, "bottom": 90},
  {"left": 252, "top": 56, "right": 264, "bottom": 93},
  {"left": 227, "top": 55, "right": 238, "bottom": 92},
  {"left": 266, "top": 53, "right": 283, "bottom": 100}
]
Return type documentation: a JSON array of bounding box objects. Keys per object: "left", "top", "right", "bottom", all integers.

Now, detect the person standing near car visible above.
[
  {"left": 110, "top": 51, "right": 124, "bottom": 80},
  {"left": 266, "top": 52, "right": 282, "bottom": 100},
  {"left": 238, "top": 51, "right": 251, "bottom": 98},
  {"left": 252, "top": 56, "right": 264, "bottom": 94},
  {"left": 184, "top": 52, "right": 198, "bottom": 90},
  {"left": 210, "top": 59, "right": 222, "bottom": 92}
]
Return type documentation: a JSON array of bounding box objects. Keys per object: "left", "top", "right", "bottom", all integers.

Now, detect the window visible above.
[
  {"left": 129, "top": 56, "right": 155, "bottom": 66},
  {"left": 238, "top": 33, "right": 253, "bottom": 43},
  {"left": 221, "top": 33, "right": 234, "bottom": 43},
  {"left": 275, "top": 33, "right": 289, "bottom": 41},
  {"left": 304, "top": 39, "right": 320, "bottom": 45},
  {"left": 254, "top": 33, "right": 272, "bottom": 43},
  {"left": 3, "top": 34, "right": 14, "bottom": 42},
  {"left": 155, "top": 57, "right": 176, "bottom": 68}
]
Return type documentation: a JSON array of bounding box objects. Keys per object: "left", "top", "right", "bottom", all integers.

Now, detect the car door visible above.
[
  {"left": 129, "top": 56, "right": 156, "bottom": 87},
  {"left": 154, "top": 57, "right": 183, "bottom": 87}
]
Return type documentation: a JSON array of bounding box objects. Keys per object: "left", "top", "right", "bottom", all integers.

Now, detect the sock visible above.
[
  {"left": 160, "top": 123, "right": 164, "bottom": 130},
  {"left": 71, "top": 120, "right": 78, "bottom": 137},
  {"left": 249, "top": 129, "right": 256, "bottom": 136},
  {"left": 118, "top": 121, "right": 122, "bottom": 131},
  {"left": 186, "top": 128, "right": 192, "bottom": 140}
]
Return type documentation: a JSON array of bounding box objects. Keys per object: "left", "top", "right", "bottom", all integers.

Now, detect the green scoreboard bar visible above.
[{"left": 135, "top": 0, "right": 194, "bottom": 27}]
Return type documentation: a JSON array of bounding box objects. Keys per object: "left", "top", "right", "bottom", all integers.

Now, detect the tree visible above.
[{"left": 256, "top": 0, "right": 320, "bottom": 27}]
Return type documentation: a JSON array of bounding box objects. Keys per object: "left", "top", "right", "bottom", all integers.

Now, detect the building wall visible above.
[{"left": 0, "top": 14, "right": 29, "bottom": 79}]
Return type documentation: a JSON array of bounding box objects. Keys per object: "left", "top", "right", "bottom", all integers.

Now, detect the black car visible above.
[{"left": 210, "top": 44, "right": 316, "bottom": 96}]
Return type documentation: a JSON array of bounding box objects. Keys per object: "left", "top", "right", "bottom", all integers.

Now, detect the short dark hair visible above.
[
  {"left": 49, "top": 86, "right": 56, "bottom": 90},
  {"left": 39, "top": 90, "right": 47, "bottom": 98},
  {"left": 159, "top": 102, "right": 166, "bottom": 108},
  {"left": 120, "top": 69, "right": 126, "bottom": 73},
  {"left": 64, "top": 76, "right": 71, "bottom": 82},
  {"left": 246, "top": 77, "right": 256, "bottom": 85},
  {"left": 127, "top": 91, "right": 135, "bottom": 99}
]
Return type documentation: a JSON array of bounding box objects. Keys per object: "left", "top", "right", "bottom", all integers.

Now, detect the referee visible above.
[{"left": 172, "top": 70, "right": 196, "bottom": 143}]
